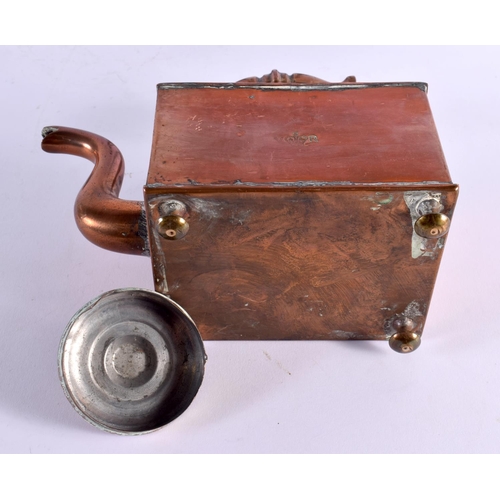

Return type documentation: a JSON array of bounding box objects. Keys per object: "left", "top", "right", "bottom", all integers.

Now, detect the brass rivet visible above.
[
  {"left": 414, "top": 213, "right": 450, "bottom": 239},
  {"left": 389, "top": 332, "right": 422, "bottom": 354},
  {"left": 158, "top": 216, "right": 189, "bottom": 240}
]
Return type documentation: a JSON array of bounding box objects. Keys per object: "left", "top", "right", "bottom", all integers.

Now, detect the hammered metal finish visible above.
[{"left": 59, "top": 288, "right": 206, "bottom": 434}]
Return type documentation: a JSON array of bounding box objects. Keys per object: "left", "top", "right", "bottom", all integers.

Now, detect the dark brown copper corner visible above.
[
  {"left": 235, "top": 69, "right": 356, "bottom": 85},
  {"left": 41, "top": 126, "right": 149, "bottom": 256}
]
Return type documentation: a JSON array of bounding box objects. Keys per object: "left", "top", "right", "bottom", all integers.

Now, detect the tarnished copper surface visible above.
[
  {"left": 146, "top": 187, "right": 458, "bottom": 341},
  {"left": 40, "top": 70, "right": 460, "bottom": 436},
  {"left": 41, "top": 126, "right": 148, "bottom": 256},
  {"left": 148, "top": 84, "right": 451, "bottom": 189},
  {"left": 41, "top": 73, "right": 458, "bottom": 347}
]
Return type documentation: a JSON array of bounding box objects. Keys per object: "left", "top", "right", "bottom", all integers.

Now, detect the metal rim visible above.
[{"left": 58, "top": 288, "right": 206, "bottom": 435}]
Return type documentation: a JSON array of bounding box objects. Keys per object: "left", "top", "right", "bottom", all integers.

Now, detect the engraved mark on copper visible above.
[{"left": 276, "top": 132, "right": 319, "bottom": 145}]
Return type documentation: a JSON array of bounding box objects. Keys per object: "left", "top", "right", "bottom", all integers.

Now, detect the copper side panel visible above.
[
  {"left": 148, "top": 85, "right": 451, "bottom": 188},
  {"left": 145, "top": 186, "right": 458, "bottom": 341}
]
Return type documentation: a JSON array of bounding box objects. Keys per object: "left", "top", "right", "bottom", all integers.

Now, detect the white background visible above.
[{"left": 1, "top": 45, "right": 498, "bottom": 454}]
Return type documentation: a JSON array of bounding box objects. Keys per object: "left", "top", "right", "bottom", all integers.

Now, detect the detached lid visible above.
[
  {"left": 59, "top": 288, "right": 206, "bottom": 434},
  {"left": 147, "top": 70, "right": 452, "bottom": 190}
]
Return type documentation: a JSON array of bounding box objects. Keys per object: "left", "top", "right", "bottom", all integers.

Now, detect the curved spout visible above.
[{"left": 41, "top": 126, "right": 149, "bottom": 256}]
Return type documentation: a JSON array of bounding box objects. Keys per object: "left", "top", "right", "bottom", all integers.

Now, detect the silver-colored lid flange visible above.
[{"left": 59, "top": 288, "right": 206, "bottom": 435}]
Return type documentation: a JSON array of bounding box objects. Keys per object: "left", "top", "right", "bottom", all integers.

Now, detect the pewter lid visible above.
[{"left": 59, "top": 288, "right": 206, "bottom": 435}]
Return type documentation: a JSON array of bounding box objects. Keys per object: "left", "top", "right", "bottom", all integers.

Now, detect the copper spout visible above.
[{"left": 41, "top": 126, "right": 149, "bottom": 256}]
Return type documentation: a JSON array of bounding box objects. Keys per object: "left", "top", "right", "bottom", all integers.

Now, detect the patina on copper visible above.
[
  {"left": 145, "top": 72, "right": 458, "bottom": 341},
  {"left": 41, "top": 70, "right": 460, "bottom": 434},
  {"left": 148, "top": 84, "right": 449, "bottom": 187},
  {"left": 41, "top": 126, "right": 148, "bottom": 256},
  {"left": 42, "top": 70, "right": 459, "bottom": 347},
  {"left": 146, "top": 188, "right": 457, "bottom": 341}
]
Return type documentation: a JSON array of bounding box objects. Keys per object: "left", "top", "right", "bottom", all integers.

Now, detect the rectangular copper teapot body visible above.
[
  {"left": 42, "top": 71, "right": 458, "bottom": 433},
  {"left": 43, "top": 71, "right": 458, "bottom": 353},
  {"left": 146, "top": 73, "right": 458, "bottom": 351}
]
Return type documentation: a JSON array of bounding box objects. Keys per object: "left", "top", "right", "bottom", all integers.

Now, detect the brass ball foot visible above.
[{"left": 389, "top": 331, "right": 421, "bottom": 353}]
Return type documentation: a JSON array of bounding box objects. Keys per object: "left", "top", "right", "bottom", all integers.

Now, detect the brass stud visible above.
[
  {"left": 414, "top": 213, "right": 450, "bottom": 239},
  {"left": 158, "top": 215, "right": 189, "bottom": 240},
  {"left": 388, "top": 314, "right": 421, "bottom": 353},
  {"left": 389, "top": 332, "right": 422, "bottom": 353}
]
